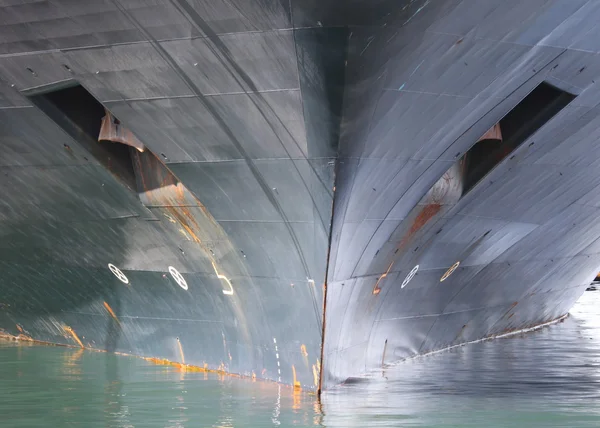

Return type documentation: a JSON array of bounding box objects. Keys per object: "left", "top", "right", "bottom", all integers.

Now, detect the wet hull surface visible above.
[{"left": 1, "top": 0, "right": 600, "bottom": 391}]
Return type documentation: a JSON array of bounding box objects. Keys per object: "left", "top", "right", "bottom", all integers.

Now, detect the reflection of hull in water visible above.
[{"left": 2, "top": 1, "right": 600, "bottom": 392}]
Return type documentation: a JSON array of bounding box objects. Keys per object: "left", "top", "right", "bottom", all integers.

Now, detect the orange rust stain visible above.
[
  {"left": 293, "top": 387, "right": 302, "bottom": 410},
  {"left": 63, "top": 326, "right": 84, "bottom": 348},
  {"left": 176, "top": 338, "right": 185, "bottom": 364},
  {"left": 103, "top": 302, "right": 120, "bottom": 325},
  {"left": 373, "top": 261, "right": 395, "bottom": 294},
  {"left": 169, "top": 209, "right": 202, "bottom": 245},
  {"left": 159, "top": 191, "right": 205, "bottom": 248},
  {"left": 163, "top": 199, "right": 237, "bottom": 300},
  {"left": 508, "top": 313, "right": 515, "bottom": 319},
  {"left": 132, "top": 153, "right": 149, "bottom": 195},
  {"left": 8, "top": 333, "right": 33, "bottom": 342},
  {"left": 398, "top": 203, "right": 442, "bottom": 251},
  {"left": 312, "top": 364, "right": 319, "bottom": 388},
  {"left": 16, "top": 324, "right": 23, "bottom": 333},
  {"left": 300, "top": 344, "right": 309, "bottom": 367},
  {"left": 292, "top": 365, "right": 302, "bottom": 390},
  {"left": 372, "top": 202, "right": 443, "bottom": 294},
  {"left": 300, "top": 344, "right": 308, "bottom": 357}
]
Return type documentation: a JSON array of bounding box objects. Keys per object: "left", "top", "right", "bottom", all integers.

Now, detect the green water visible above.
[
  {"left": 0, "top": 343, "right": 320, "bottom": 427},
  {"left": 3, "top": 292, "right": 600, "bottom": 427}
]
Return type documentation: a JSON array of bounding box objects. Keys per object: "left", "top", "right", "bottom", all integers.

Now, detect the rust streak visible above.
[
  {"left": 292, "top": 365, "right": 302, "bottom": 390},
  {"left": 63, "top": 326, "right": 84, "bottom": 348},
  {"left": 300, "top": 344, "right": 309, "bottom": 368},
  {"left": 103, "top": 302, "right": 120, "bottom": 326},
  {"left": 373, "top": 203, "right": 442, "bottom": 295},
  {"left": 398, "top": 203, "right": 442, "bottom": 251},
  {"left": 300, "top": 344, "right": 308, "bottom": 357}
]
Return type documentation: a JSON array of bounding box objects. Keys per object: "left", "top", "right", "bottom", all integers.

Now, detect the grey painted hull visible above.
[{"left": 0, "top": 0, "right": 599, "bottom": 391}]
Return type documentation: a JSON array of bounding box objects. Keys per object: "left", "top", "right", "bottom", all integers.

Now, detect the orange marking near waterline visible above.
[
  {"left": 103, "top": 302, "right": 120, "bottom": 325},
  {"left": 0, "top": 330, "right": 317, "bottom": 392},
  {"left": 292, "top": 365, "right": 302, "bottom": 390},
  {"left": 293, "top": 386, "right": 301, "bottom": 410},
  {"left": 312, "top": 364, "right": 319, "bottom": 388},
  {"left": 63, "top": 326, "right": 84, "bottom": 348}
]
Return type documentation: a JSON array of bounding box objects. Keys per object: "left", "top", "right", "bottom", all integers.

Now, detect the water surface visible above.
[{"left": 3, "top": 292, "right": 600, "bottom": 427}]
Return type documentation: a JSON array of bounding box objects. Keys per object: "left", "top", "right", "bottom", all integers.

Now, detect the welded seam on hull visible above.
[
  {"left": 318, "top": 154, "right": 339, "bottom": 398},
  {"left": 317, "top": 76, "right": 347, "bottom": 396},
  {"left": 59, "top": 311, "right": 225, "bottom": 323},
  {"left": 375, "top": 302, "right": 510, "bottom": 322},
  {"left": 103, "top": 88, "right": 302, "bottom": 103},
  {"left": 0, "top": 105, "right": 34, "bottom": 110}
]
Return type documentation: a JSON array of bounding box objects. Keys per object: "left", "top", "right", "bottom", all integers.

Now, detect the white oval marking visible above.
[
  {"left": 168, "top": 266, "right": 188, "bottom": 290},
  {"left": 440, "top": 261, "right": 460, "bottom": 282},
  {"left": 401, "top": 265, "right": 419, "bottom": 288},
  {"left": 108, "top": 263, "right": 129, "bottom": 284}
]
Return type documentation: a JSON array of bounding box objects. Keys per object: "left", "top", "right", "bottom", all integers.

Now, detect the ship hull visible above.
[{"left": 1, "top": 0, "right": 600, "bottom": 392}]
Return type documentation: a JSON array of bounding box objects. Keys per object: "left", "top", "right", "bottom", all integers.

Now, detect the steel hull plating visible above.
[{"left": 1, "top": 0, "right": 600, "bottom": 391}]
